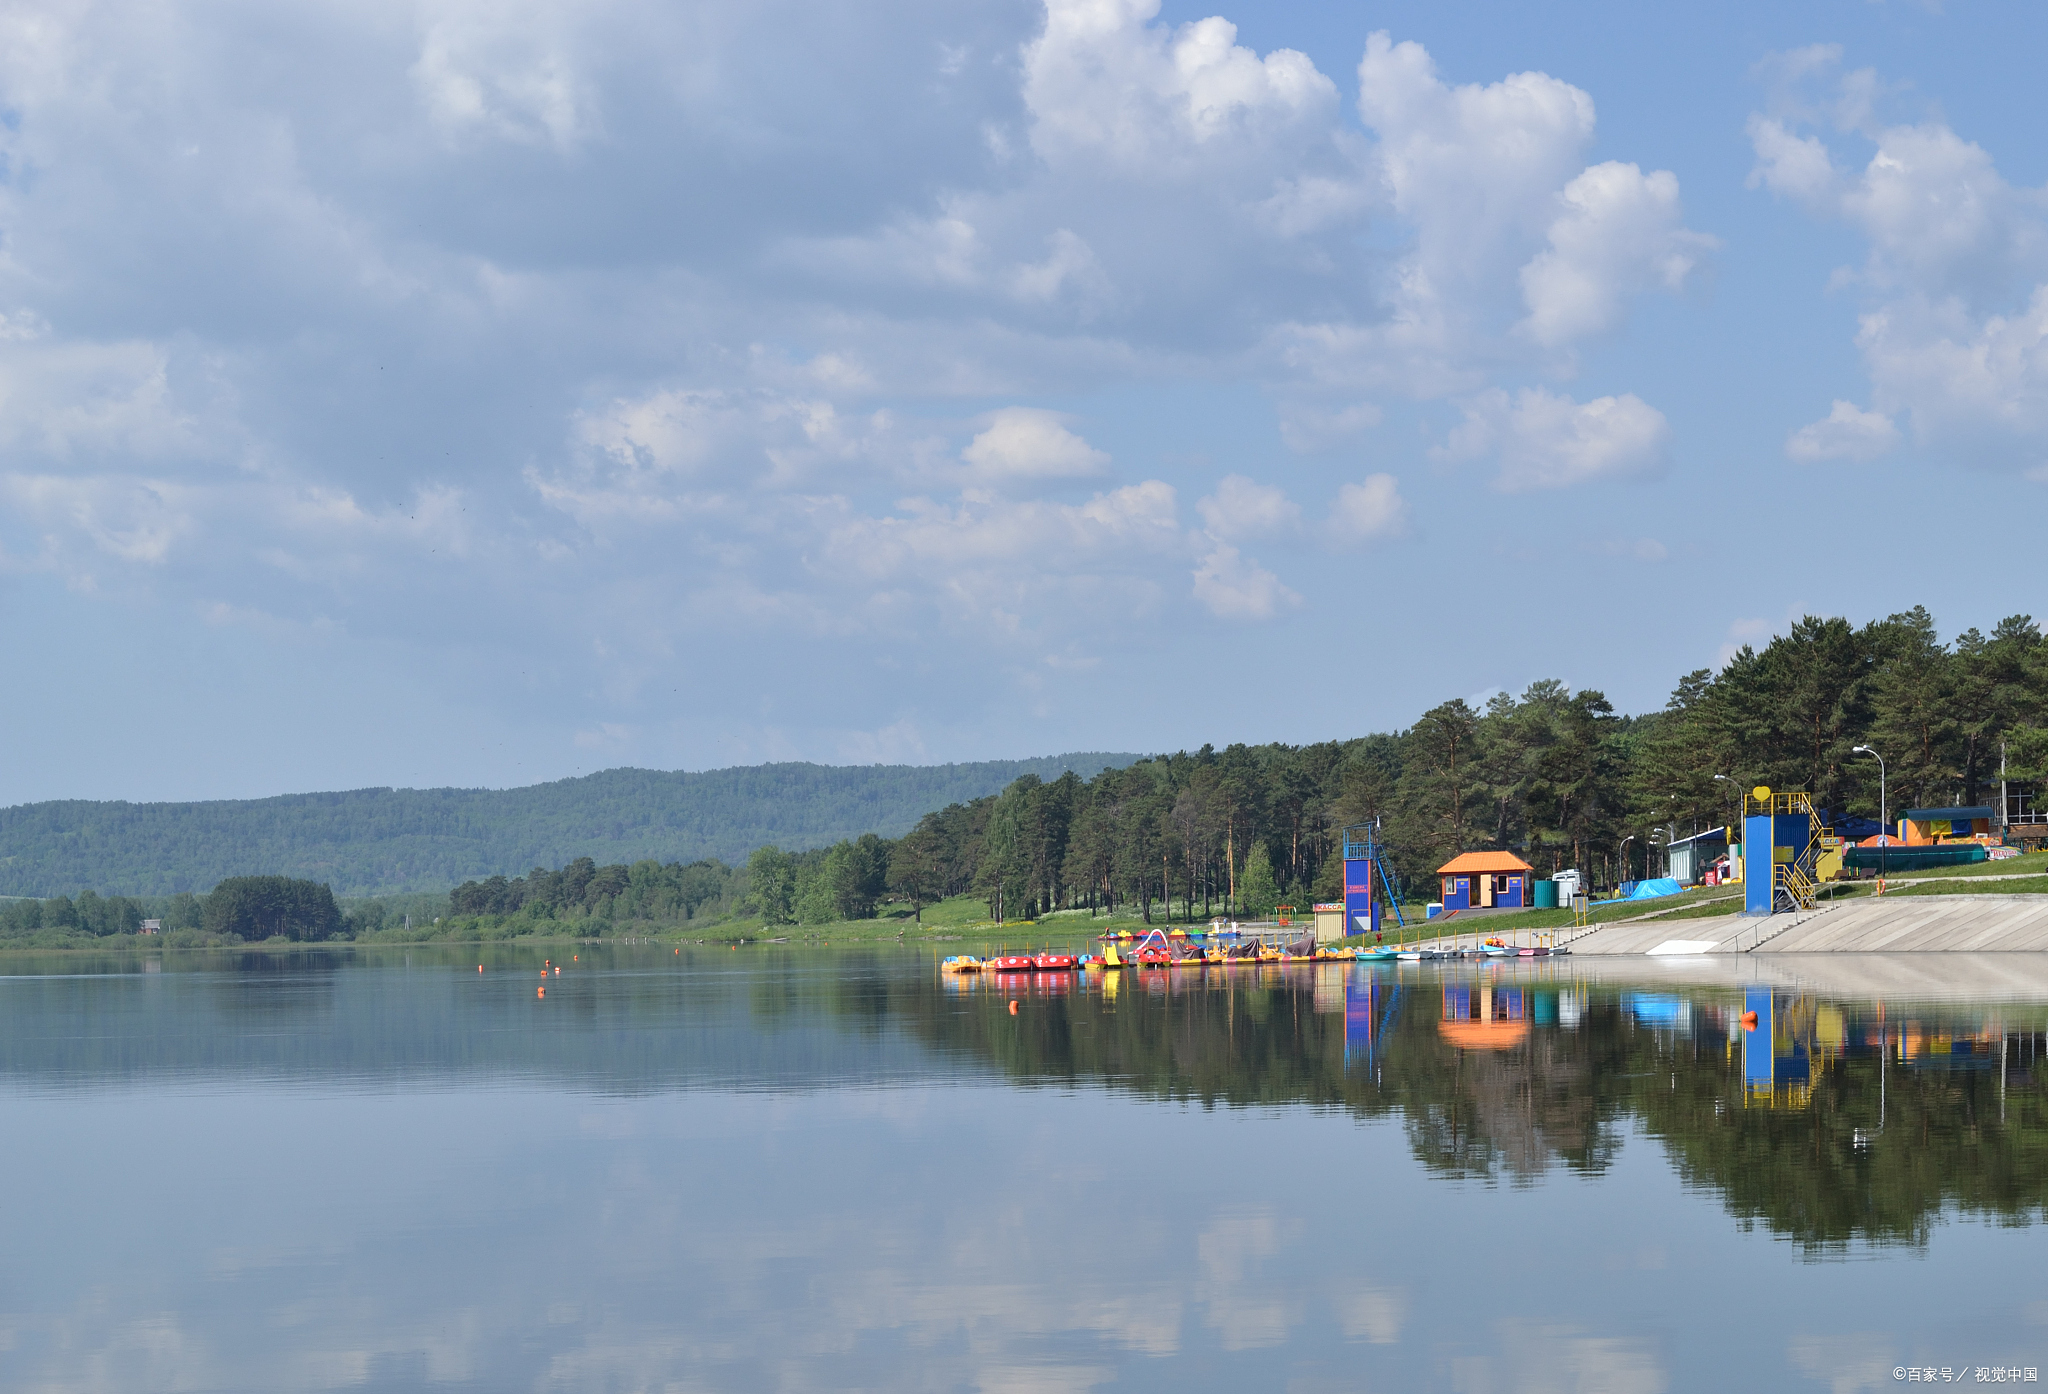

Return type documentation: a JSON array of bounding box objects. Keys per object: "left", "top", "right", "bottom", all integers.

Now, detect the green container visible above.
[
  {"left": 1533, "top": 880, "right": 1560, "bottom": 909},
  {"left": 1842, "top": 845, "right": 1986, "bottom": 872}
]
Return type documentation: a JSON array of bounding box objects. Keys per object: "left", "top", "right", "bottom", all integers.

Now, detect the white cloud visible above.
[
  {"left": 1786, "top": 399, "right": 1900, "bottom": 462},
  {"left": 1519, "top": 162, "right": 1716, "bottom": 347},
  {"left": 1326, "top": 474, "right": 1410, "bottom": 544},
  {"left": 0, "top": 0, "right": 1716, "bottom": 777},
  {"left": 1023, "top": 0, "right": 1338, "bottom": 166},
  {"left": 1195, "top": 474, "right": 1299, "bottom": 540},
  {"left": 1744, "top": 116, "right": 1839, "bottom": 206},
  {"left": 960, "top": 408, "right": 1110, "bottom": 486},
  {"left": 1358, "top": 32, "right": 1595, "bottom": 285},
  {"left": 0, "top": 473, "right": 194, "bottom": 567},
  {"left": 1750, "top": 66, "right": 2048, "bottom": 471},
  {"left": 1439, "top": 387, "right": 1669, "bottom": 492},
  {"left": 1856, "top": 288, "right": 2048, "bottom": 455},
  {"left": 0, "top": 332, "right": 200, "bottom": 461},
  {"left": 412, "top": 4, "right": 598, "bottom": 151},
  {"left": 1256, "top": 33, "right": 1710, "bottom": 400},
  {"left": 1191, "top": 541, "right": 1299, "bottom": 619}
]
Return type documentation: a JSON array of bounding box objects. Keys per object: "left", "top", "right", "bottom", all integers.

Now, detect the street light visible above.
[
  {"left": 1619, "top": 834, "right": 1635, "bottom": 893},
  {"left": 1714, "top": 775, "right": 1738, "bottom": 885},
  {"left": 1853, "top": 745, "right": 1887, "bottom": 894}
]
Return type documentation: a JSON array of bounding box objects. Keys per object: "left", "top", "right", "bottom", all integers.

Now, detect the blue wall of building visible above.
[{"left": 1343, "top": 858, "right": 1381, "bottom": 937}]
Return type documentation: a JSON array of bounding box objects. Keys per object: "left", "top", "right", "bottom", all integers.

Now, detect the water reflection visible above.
[
  {"left": 1, "top": 947, "right": 2044, "bottom": 1391},
  {"left": 925, "top": 957, "right": 2048, "bottom": 1251},
  {"left": 2, "top": 948, "right": 2041, "bottom": 1254}
]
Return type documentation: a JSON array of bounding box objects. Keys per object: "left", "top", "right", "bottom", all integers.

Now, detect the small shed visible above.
[
  {"left": 1664, "top": 827, "right": 1728, "bottom": 885},
  {"left": 1901, "top": 806, "right": 1995, "bottom": 846},
  {"left": 1436, "top": 851, "right": 1534, "bottom": 911},
  {"left": 1312, "top": 902, "right": 1347, "bottom": 944}
]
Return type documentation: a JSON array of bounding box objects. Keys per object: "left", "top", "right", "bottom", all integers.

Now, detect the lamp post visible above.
[
  {"left": 1619, "top": 834, "right": 1636, "bottom": 894},
  {"left": 1714, "top": 775, "right": 1737, "bottom": 887},
  {"left": 1853, "top": 745, "right": 1887, "bottom": 894}
]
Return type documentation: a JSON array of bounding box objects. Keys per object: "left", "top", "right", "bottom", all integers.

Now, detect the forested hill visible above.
[{"left": 0, "top": 755, "right": 1141, "bottom": 898}]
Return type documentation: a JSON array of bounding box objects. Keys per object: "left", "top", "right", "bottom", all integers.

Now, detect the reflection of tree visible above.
[
  {"left": 1397, "top": 1026, "right": 1618, "bottom": 1183},
  {"left": 1632, "top": 1040, "right": 2048, "bottom": 1254},
  {"left": 884, "top": 972, "right": 2048, "bottom": 1251}
]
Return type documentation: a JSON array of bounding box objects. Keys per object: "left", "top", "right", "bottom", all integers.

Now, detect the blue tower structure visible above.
[
  {"left": 1341, "top": 823, "right": 1405, "bottom": 939},
  {"left": 1741, "top": 786, "right": 1822, "bottom": 916}
]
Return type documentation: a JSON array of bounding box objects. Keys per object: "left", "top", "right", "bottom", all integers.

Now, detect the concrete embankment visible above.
[{"left": 1566, "top": 894, "right": 2048, "bottom": 955}]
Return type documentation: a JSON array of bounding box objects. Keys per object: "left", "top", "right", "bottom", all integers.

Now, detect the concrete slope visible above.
[
  {"left": 1566, "top": 895, "right": 2048, "bottom": 955},
  {"left": 1564, "top": 915, "right": 1751, "bottom": 956},
  {"left": 1752, "top": 895, "right": 2048, "bottom": 952}
]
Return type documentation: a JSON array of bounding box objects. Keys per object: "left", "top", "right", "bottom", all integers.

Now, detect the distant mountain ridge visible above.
[{"left": 0, "top": 754, "right": 1143, "bottom": 898}]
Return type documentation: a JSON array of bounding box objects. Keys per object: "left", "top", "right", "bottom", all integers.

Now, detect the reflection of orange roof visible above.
[
  {"left": 1436, "top": 851, "right": 1534, "bottom": 874},
  {"left": 1439, "top": 1020, "right": 1530, "bottom": 1050}
]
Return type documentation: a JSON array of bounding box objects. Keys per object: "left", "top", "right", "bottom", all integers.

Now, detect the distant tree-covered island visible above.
[{"left": 0, "top": 608, "right": 2043, "bottom": 948}]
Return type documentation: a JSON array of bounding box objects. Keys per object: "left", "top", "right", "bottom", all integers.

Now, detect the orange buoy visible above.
[
  {"left": 1009, "top": 1000, "right": 1019, "bottom": 1015},
  {"left": 478, "top": 965, "right": 484, "bottom": 972},
  {"left": 538, "top": 986, "right": 545, "bottom": 998},
  {"left": 1741, "top": 1011, "right": 1759, "bottom": 1030},
  {"left": 554, "top": 967, "right": 560, "bottom": 975}
]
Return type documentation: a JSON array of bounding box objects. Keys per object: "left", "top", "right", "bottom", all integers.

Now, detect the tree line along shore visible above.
[{"left": 3, "top": 607, "right": 2044, "bottom": 949}]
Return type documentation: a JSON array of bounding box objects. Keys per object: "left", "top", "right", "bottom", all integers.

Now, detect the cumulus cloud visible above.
[
  {"left": 1326, "top": 474, "right": 1410, "bottom": 544},
  {"left": 1785, "top": 400, "right": 1900, "bottom": 462},
  {"left": 1518, "top": 162, "right": 1717, "bottom": 347},
  {"left": 960, "top": 408, "right": 1111, "bottom": 486},
  {"left": 1195, "top": 474, "right": 1300, "bottom": 540},
  {"left": 1023, "top": 0, "right": 1338, "bottom": 166},
  {"left": 1439, "top": 387, "right": 1669, "bottom": 492},
  {"left": 1191, "top": 541, "right": 1299, "bottom": 620},
  {"left": 1261, "top": 33, "right": 1710, "bottom": 399},
  {"left": 1751, "top": 54, "right": 2048, "bottom": 471}
]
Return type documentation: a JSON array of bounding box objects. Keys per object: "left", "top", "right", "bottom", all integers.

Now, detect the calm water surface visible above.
[{"left": 2, "top": 945, "right": 2045, "bottom": 1392}]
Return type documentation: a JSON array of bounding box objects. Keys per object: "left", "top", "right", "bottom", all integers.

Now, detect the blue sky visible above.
[{"left": 1, "top": 0, "right": 2043, "bottom": 803}]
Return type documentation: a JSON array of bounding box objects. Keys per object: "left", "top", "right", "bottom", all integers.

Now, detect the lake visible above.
[{"left": 1, "top": 945, "right": 2043, "bottom": 1392}]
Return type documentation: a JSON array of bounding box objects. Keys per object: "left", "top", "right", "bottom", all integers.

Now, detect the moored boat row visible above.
[
  {"left": 941, "top": 951, "right": 1080, "bottom": 974},
  {"left": 942, "top": 939, "right": 1565, "bottom": 975}
]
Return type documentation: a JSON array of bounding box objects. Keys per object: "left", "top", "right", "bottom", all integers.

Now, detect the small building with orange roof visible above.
[{"left": 1436, "top": 851, "right": 1534, "bottom": 911}]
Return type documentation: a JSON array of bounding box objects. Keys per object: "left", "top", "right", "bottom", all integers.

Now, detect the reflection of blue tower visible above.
[
  {"left": 1741, "top": 987, "right": 1811, "bottom": 1105},
  {"left": 1342, "top": 824, "right": 1405, "bottom": 939},
  {"left": 1742, "top": 987, "right": 1773, "bottom": 1093},
  {"left": 1345, "top": 978, "right": 1402, "bottom": 1066}
]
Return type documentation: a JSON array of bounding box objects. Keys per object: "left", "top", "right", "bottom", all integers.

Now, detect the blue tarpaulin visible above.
[{"left": 1598, "top": 877, "right": 1685, "bottom": 906}]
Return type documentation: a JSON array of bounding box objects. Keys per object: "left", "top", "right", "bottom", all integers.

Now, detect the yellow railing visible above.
[{"left": 1776, "top": 861, "right": 1817, "bottom": 911}]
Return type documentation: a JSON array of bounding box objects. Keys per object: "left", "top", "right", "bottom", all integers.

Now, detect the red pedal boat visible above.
[
  {"left": 984, "top": 954, "right": 1035, "bottom": 971},
  {"left": 1031, "top": 952, "right": 1079, "bottom": 970}
]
